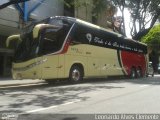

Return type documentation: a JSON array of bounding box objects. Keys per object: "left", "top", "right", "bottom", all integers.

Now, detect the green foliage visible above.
[
  {"left": 92, "top": 0, "right": 110, "bottom": 17},
  {"left": 92, "top": 0, "right": 112, "bottom": 23},
  {"left": 141, "top": 24, "right": 160, "bottom": 48},
  {"left": 111, "top": 0, "right": 160, "bottom": 39}
]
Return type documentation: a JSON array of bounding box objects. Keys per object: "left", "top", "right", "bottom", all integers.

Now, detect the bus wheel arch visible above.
[{"left": 69, "top": 63, "right": 84, "bottom": 83}]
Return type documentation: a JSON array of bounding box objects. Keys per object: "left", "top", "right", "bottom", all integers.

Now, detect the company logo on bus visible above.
[{"left": 86, "top": 33, "right": 92, "bottom": 43}]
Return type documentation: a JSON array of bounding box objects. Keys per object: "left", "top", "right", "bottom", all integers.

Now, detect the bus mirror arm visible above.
[
  {"left": 33, "top": 24, "right": 59, "bottom": 39},
  {"left": 6, "top": 35, "right": 20, "bottom": 47}
]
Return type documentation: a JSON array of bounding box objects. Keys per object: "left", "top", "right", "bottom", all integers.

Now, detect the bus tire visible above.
[
  {"left": 69, "top": 65, "right": 83, "bottom": 83},
  {"left": 130, "top": 67, "right": 136, "bottom": 79},
  {"left": 136, "top": 67, "right": 142, "bottom": 78}
]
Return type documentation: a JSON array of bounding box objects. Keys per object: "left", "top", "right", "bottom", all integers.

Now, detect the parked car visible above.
[{"left": 147, "top": 62, "right": 154, "bottom": 77}]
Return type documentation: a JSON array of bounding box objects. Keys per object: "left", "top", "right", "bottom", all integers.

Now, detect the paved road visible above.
[{"left": 0, "top": 75, "right": 160, "bottom": 119}]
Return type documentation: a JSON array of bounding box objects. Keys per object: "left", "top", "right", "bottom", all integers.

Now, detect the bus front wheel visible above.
[{"left": 69, "top": 65, "right": 83, "bottom": 83}]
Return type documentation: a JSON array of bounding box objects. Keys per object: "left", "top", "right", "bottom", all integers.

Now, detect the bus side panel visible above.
[
  {"left": 64, "top": 44, "right": 88, "bottom": 78},
  {"left": 86, "top": 45, "right": 101, "bottom": 77},
  {"left": 64, "top": 44, "right": 124, "bottom": 78},
  {"left": 86, "top": 45, "right": 124, "bottom": 77},
  {"left": 58, "top": 54, "right": 65, "bottom": 78},
  {"left": 120, "top": 51, "right": 147, "bottom": 76},
  {"left": 12, "top": 58, "right": 41, "bottom": 79},
  {"left": 40, "top": 55, "right": 59, "bottom": 80}
]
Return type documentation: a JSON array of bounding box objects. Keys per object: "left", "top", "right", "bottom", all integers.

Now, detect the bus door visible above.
[
  {"left": 40, "top": 54, "right": 65, "bottom": 80},
  {"left": 41, "top": 54, "right": 65, "bottom": 79},
  {"left": 38, "top": 28, "right": 62, "bottom": 79},
  {"left": 40, "top": 55, "right": 59, "bottom": 79}
]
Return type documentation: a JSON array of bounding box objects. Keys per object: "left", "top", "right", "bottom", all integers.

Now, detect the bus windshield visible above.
[
  {"left": 14, "top": 18, "right": 73, "bottom": 63},
  {"left": 14, "top": 32, "right": 33, "bottom": 62}
]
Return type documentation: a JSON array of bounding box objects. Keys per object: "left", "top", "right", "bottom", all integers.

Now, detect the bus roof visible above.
[
  {"left": 49, "top": 16, "right": 147, "bottom": 47},
  {"left": 22, "top": 16, "right": 146, "bottom": 47}
]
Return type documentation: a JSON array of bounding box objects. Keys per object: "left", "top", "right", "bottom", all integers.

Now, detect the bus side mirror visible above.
[
  {"left": 33, "top": 24, "right": 59, "bottom": 39},
  {"left": 6, "top": 35, "right": 20, "bottom": 47}
]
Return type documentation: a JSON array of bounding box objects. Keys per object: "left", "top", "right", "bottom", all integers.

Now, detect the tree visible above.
[
  {"left": 92, "top": 0, "right": 113, "bottom": 24},
  {"left": 127, "top": 0, "right": 160, "bottom": 40},
  {"left": 112, "top": 0, "right": 126, "bottom": 36},
  {"left": 141, "top": 24, "right": 160, "bottom": 72},
  {"left": 141, "top": 24, "right": 160, "bottom": 49},
  {"left": 111, "top": 0, "right": 160, "bottom": 40},
  {"left": 128, "top": 0, "right": 160, "bottom": 40}
]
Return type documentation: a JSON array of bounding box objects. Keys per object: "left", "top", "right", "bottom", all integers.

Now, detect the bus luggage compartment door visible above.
[{"left": 41, "top": 55, "right": 58, "bottom": 79}]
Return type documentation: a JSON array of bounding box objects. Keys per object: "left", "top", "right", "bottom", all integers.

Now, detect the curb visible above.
[{"left": 0, "top": 80, "right": 46, "bottom": 87}]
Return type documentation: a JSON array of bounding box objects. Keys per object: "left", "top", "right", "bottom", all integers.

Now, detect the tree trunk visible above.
[{"left": 133, "top": 9, "right": 160, "bottom": 41}]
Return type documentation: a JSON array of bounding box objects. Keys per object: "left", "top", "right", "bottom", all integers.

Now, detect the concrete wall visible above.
[
  {"left": 29, "top": 0, "right": 64, "bottom": 20},
  {"left": 74, "top": 0, "right": 92, "bottom": 23},
  {"left": 0, "top": 0, "right": 64, "bottom": 36},
  {"left": 96, "top": 10, "right": 113, "bottom": 30},
  {"left": 74, "top": 0, "right": 112, "bottom": 30},
  {"left": 0, "top": 6, "right": 20, "bottom": 36}
]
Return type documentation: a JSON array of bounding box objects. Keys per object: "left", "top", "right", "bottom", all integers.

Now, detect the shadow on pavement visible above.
[
  {"left": 0, "top": 75, "right": 160, "bottom": 113},
  {"left": 0, "top": 78, "right": 124, "bottom": 113}
]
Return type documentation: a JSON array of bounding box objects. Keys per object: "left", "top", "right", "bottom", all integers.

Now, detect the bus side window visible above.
[
  {"left": 41, "top": 29, "right": 59, "bottom": 54},
  {"left": 72, "top": 25, "right": 89, "bottom": 44}
]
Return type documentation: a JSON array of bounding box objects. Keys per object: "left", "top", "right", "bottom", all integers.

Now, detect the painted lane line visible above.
[
  {"left": 0, "top": 83, "right": 47, "bottom": 89},
  {"left": 24, "top": 99, "right": 81, "bottom": 114},
  {"left": 140, "top": 85, "right": 149, "bottom": 87}
]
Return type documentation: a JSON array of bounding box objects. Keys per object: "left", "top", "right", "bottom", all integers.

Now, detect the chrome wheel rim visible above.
[
  {"left": 72, "top": 69, "right": 80, "bottom": 81},
  {"left": 137, "top": 69, "right": 141, "bottom": 77},
  {"left": 131, "top": 70, "right": 136, "bottom": 78}
]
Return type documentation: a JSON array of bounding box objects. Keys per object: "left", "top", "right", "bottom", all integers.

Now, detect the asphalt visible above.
[
  {"left": 0, "top": 77, "right": 45, "bottom": 87},
  {"left": 0, "top": 74, "right": 158, "bottom": 87}
]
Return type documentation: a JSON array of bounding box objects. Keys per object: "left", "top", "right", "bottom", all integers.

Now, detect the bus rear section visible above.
[
  {"left": 120, "top": 50, "right": 147, "bottom": 78},
  {"left": 65, "top": 20, "right": 148, "bottom": 80}
]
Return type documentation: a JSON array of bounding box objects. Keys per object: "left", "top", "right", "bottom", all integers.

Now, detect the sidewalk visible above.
[{"left": 0, "top": 78, "right": 45, "bottom": 87}]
